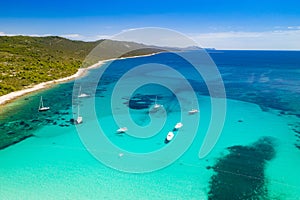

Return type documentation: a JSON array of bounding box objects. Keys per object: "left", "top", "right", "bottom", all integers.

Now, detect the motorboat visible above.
[
  {"left": 164, "top": 131, "right": 174, "bottom": 144},
  {"left": 117, "top": 127, "right": 128, "bottom": 133}
]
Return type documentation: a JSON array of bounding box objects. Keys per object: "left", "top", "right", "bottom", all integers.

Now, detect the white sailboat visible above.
[
  {"left": 188, "top": 99, "right": 199, "bottom": 114},
  {"left": 75, "top": 103, "right": 83, "bottom": 124},
  {"left": 188, "top": 108, "right": 199, "bottom": 114},
  {"left": 75, "top": 88, "right": 83, "bottom": 124},
  {"left": 153, "top": 96, "right": 162, "bottom": 110},
  {"left": 78, "top": 86, "right": 89, "bottom": 98},
  {"left": 38, "top": 96, "right": 50, "bottom": 112}
]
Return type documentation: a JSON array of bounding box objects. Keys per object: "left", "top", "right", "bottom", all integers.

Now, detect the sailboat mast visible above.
[
  {"left": 78, "top": 87, "right": 80, "bottom": 117},
  {"left": 78, "top": 103, "right": 80, "bottom": 117},
  {"left": 40, "top": 96, "right": 44, "bottom": 108}
]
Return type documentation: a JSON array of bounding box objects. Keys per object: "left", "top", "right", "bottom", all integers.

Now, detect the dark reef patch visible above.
[
  {"left": 7, "top": 131, "right": 15, "bottom": 135},
  {"left": 126, "top": 94, "right": 161, "bottom": 110},
  {"left": 290, "top": 124, "right": 300, "bottom": 150},
  {"left": 0, "top": 134, "right": 33, "bottom": 150},
  {"left": 208, "top": 137, "right": 276, "bottom": 200},
  {"left": 0, "top": 82, "right": 78, "bottom": 150},
  {"left": 292, "top": 129, "right": 300, "bottom": 134}
]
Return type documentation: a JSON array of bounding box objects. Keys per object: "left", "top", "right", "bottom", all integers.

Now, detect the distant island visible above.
[{"left": 0, "top": 36, "right": 164, "bottom": 97}]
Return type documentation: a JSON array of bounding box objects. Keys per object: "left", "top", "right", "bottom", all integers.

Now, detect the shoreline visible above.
[{"left": 0, "top": 53, "right": 159, "bottom": 106}]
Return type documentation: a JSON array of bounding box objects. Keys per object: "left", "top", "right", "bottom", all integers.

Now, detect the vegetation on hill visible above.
[{"left": 0, "top": 36, "right": 163, "bottom": 96}]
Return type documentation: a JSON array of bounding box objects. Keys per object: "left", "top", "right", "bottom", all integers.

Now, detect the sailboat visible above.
[
  {"left": 188, "top": 108, "right": 199, "bottom": 114},
  {"left": 78, "top": 86, "right": 89, "bottom": 98},
  {"left": 75, "top": 87, "right": 83, "bottom": 124},
  {"left": 188, "top": 99, "right": 199, "bottom": 115},
  {"left": 153, "top": 96, "right": 162, "bottom": 110},
  {"left": 75, "top": 103, "right": 83, "bottom": 124},
  {"left": 38, "top": 96, "right": 50, "bottom": 112}
]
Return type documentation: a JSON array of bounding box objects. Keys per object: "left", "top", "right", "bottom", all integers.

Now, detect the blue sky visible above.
[{"left": 1, "top": 0, "right": 300, "bottom": 49}]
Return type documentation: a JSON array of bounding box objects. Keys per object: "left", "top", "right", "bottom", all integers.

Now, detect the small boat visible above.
[
  {"left": 188, "top": 99, "right": 199, "bottom": 114},
  {"left": 78, "top": 93, "right": 89, "bottom": 98},
  {"left": 38, "top": 96, "right": 50, "bottom": 112},
  {"left": 75, "top": 103, "right": 83, "bottom": 124},
  {"left": 188, "top": 108, "right": 199, "bottom": 115},
  {"left": 75, "top": 89, "right": 83, "bottom": 124},
  {"left": 75, "top": 113, "right": 83, "bottom": 124},
  {"left": 78, "top": 86, "right": 89, "bottom": 98},
  {"left": 75, "top": 116, "right": 83, "bottom": 124},
  {"left": 117, "top": 127, "right": 128, "bottom": 133},
  {"left": 174, "top": 122, "right": 183, "bottom": 129},
  {"left": 153, "top": 96, "right": 162, "bottom": 109},
  {"left": 164, "top": 131, "right": 174, "bottom": 144}
]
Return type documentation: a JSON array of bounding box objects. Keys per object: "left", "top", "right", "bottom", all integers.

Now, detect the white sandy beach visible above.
[
  {"left": 0, "top": 60, "right": 104, "bottom": 105},
  {"left": 0, "top": 53, "right": 158, "bottom": 106}
]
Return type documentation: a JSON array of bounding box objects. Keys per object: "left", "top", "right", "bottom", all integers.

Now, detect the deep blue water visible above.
[
  {"left": 210, "top": 50, "right": 300, "bottom": 115},
  {"left": 103, "top": 50, "right": 300, "bottom": 114}
]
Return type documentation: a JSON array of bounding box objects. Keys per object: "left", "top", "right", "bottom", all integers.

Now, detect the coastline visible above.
[{"left": 0, "top": 53, "right": 159, "bottom": 106}]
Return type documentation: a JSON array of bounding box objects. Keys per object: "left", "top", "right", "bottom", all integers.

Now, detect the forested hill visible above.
[{"left": 0, "top": 36, "right": 163, "bottom": 96}]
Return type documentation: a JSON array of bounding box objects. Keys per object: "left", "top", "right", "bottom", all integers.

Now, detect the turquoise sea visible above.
[{"left": 1, "top": 50, "right": 300, "bottom": 199}]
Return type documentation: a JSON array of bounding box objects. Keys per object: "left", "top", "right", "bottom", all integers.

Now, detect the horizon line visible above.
[{"left": 0, "top": 34, "right": 299, "bottom": 51}]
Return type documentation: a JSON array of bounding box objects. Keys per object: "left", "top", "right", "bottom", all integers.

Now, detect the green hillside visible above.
[{"left": 0, "top": 36, "right": 163, "bottom": 96}]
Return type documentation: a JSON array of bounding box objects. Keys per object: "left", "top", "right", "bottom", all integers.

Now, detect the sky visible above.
[{"left": 0, "top": 0, "right": 300, "bottom": 49}]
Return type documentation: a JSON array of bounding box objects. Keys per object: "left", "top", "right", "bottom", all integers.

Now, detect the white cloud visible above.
[
  {"left": 121, "top": 28, "right": 140, "bottom": 33},
  {"left": 60, "top": 34, "right": 112, "bottom": 41},
  {"left": 114, "top": 27, "right": 196, "bottom": 48},
  {"left": 95, "top": 35, "right": 112, "bottom": 40},
  {"left": 287, "top": 26, "right": 300, "bottom": 30},
  {"left": 28, "top": 34, "right": 52, "bottom": 37},
  {"left": 60, "top": 33, "right": 82, "bottom": 39},
  {"left": 191, "top": 30, "right": 300, "bottom": 50},
  {"left": 0, "top": 32, "right": 52, "bottom": 37},
  {"left": 0, "top": 32, "right": 17, "bottom": 36},
  {"left": 0, "top": 32, "right": 108, "bottom": 41}
]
